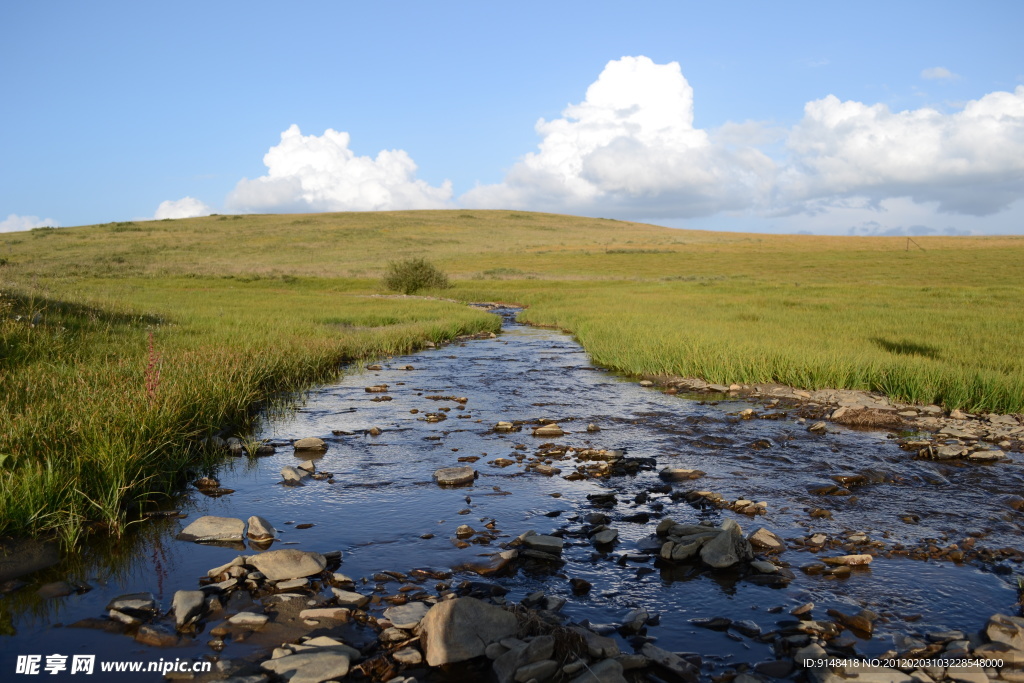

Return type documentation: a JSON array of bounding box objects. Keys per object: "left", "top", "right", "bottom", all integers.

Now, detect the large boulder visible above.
[
  {"left": 418, "top": 597, "right": 518, "bottom": 666},
  {"left": 249, "top": 549, "right": 326, "bottom": 581},
  {"left": 176, "top": 516, "right": 245, "bottom": 543}
]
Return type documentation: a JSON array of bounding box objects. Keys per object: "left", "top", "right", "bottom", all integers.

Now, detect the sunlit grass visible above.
[{"left": 2, "top": 209, "right": 1022, "bottom": 544}]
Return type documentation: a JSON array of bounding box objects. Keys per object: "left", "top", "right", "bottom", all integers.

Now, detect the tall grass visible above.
[{"left": 0, "top": 281, "right": 498, "bottom": 542}]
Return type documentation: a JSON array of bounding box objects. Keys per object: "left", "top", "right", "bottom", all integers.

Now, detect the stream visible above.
[{"left": 2, "top": 306, "right": 1021, "bottom": 681}]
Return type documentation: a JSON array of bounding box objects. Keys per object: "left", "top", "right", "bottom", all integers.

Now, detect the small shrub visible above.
[{"left": 382, "top": 258, "right": 451, "bottom": 295}]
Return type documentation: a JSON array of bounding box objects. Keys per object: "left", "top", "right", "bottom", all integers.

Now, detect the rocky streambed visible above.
[{"left": 2, "top": 306, "right": 1024, "bottom": 683}]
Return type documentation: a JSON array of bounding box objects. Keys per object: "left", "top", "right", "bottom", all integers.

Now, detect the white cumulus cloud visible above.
[
  {"left": 461, "top": 56, "right": 1024, "bottom": 225},
  {"left": 780, "top": 86, "right": 1024, "bottom": 215},
  {"left": 921, "top": 66, "right": 959, "bottom": 80},
  {"left": 154, "top": 196, "right": 213, "bottom": 220},
  {"left": 225, "top": 125, "right": 453, "bottom": 213},
  {"left": 461, "top": 56, "right": 775, "bottom": 218},
  {"left": 0, "top": 213, "right": 59, "bottom": 233}
]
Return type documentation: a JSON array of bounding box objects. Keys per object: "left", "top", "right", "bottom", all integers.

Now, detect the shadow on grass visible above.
[{"left": 871, "top": 337, "right": 942, "bottom": 360}]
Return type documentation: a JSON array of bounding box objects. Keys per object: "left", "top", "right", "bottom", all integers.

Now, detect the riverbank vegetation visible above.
[{"left": 2, "top": 210, "right": 1022, "bottom": 542}]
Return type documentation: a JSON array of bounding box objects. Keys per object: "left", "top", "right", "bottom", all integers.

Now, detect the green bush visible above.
[{"left": 382, "top": 258, "right": 451, "bottom": 294}]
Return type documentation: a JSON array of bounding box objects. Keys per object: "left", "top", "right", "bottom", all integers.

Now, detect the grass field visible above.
[{"left": 2, "top": 210, "right": 1022, "bottom": 542}]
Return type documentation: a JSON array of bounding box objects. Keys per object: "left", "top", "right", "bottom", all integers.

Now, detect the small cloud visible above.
[
  {"left": 0, "top": 213, "right": 59, "bottom": 233},
  {"left": 154, "top": 197, "right": 213, "bottom": 220},
  {"left": 225, "top": 125, "right": 452, "bottom": 213},
  {"left": 805, "top": 58, "right": 830, "bottom": 68},
  {"left": 921, "top": 66, "right": 959, "bottom": 80}
]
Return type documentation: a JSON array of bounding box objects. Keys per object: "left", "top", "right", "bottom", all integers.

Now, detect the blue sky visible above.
[{"left": 2, "top": 1, "right": 1022, "bottom": 235}]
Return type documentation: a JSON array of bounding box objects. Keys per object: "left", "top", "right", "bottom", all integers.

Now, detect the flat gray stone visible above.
[
  {"left": 261, "top": 650, "right": 351, "bottom": 683},
  {"left": 434, "top": 466, "right": 477, "bottom": 486},
  {"left": 330, "top": 588, "right": 370, "bottom": 609},
  {"left": 522, "top": 534, "right": 563, "bottom": 555},
  {"left": 177, "top": 516, "right": 245, "bottom": 543},
  {"left": 383, "top": 601, "right": 430, "bottom": 629},
  {"left": 249, "top": 549, "right": 326, "bottom": 581}
]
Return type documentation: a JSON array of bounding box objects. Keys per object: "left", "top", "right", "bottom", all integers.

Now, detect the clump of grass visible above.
[
  {"left": 832, "top": 408, "right": 904, "bottom": 429},
  {"left": 382, "top": 258, "right": 451, "bottom": 294}
]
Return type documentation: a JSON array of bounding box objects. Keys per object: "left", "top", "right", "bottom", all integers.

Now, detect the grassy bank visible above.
[
  {"left": 0, "top": 278, "right": 498, "bottom": 542},
  {"left": 2, "top": 210, "right": 1022, "bottom": 542}
]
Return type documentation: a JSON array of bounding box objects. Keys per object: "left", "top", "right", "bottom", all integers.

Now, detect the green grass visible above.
[
  {"left": 2, "top": 209, "right": 1022, "bottom": 544},
  {"left": 0, "top": 279, "right": 497, "bottom": 543}
]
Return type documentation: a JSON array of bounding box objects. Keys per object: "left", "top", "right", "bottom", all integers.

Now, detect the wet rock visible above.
[
  {"left": 587, "top": 423, "right": 601, "bottom": 432},
  {"left": 330, "top": 588, "right": 370, "bottom": 609},
  {"left": 522, "top": 533, "right": 564, "bottom": 555},
  {"left": 748, "top": 527, "right": 785, "bottom": 552},
  {"left": 732, "top": 619, "right": 762, "bottom": 637},
  {"left": 293, "top": 437, "right": 327, "bottom": 453},
  {"left": 419, "top": 596, "right": 518, "bottom": 666},
  {"left": 172, "top": 590, "right": 206, "bottom": 629},
  {"left": 177, "top": 516, "right": 245, "bottom": 543},
  {"left": 570, "top": 578, "right": 592, "bottom": 595},
  {"left": 570, "top": 626, "right": 620, "bottom": 658},
  {"left": 592, "top": 529, "right": 618, "bottom": 545},
  {"left": 247, "top": 516, "right": 278, "bottom": 542},
  {"left": 968, "top": 449, "right": 1004, "bottom": 462},
  {"left": 822, "top": 554, "right": 872, "bottom": 566},
  {"left": 515, "top": 659, "right": 558, "bottom": 682},
  {"left": 393, "top": 647, "right": 423, "bottom": 666},
  {"left": 135, "top": 624, "right": 179, "bottom": 647},
  {"left": 107, "top": 592, "right": 158, "bottom": 617},
  {"left": 229, "top": 611, "right": 269, "bottom": 628},
  {"left": 249, "top": 549, "right": 327, "bottom": 581},
  {"left": 299, "top": 607, "right": 351, "bottom": 622},
  {"left": 434, "top": 466, "right": 477, "bottom": 486},
  {"left": 383, "top": 601, "right": 430, "bottom": 629},
  {"left": 36, "top": 581, "right": 74, "bottom": 599},
  {"left": 494, "top": 421, "right": 517, "bottom": 432},
  {"left": 987, "top": 613, "right": 1024, "bottom": 650},
  {"left": 640, "top": 643, "right": 699, "bottom": 682},
  {"left": 700, "top": 520, "right": 754, "bottom": 569},
  {"left": 261, "top": 649, "right": 354, "bottom": 683},
  {"left": 281, "top": 465, "right": 309, "bottom": 484},
  {"left": 532, "top": 424, "right": 564, "bottom": 437},
  {"left": 568, "top": 658, "right": 626, "bottom": 683},
  {"left": 808, "top": 421, "right": 827, "bottom": 433},
  {"left": 827, "top": 609, "right": 874, "bottom": 635},
  {"left": 750, "top": 560, "right": 778, "bottom": 574},
  {"left": 659, "top": 467, "right": 706, "bottom": 481}
]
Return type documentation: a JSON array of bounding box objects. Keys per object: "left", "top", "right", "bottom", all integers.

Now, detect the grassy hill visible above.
[{"left": 2, "top": 210, "right": 1023, "bottom": 542}]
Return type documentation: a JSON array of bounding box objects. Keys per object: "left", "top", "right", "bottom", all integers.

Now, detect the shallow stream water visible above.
[{"left": 2, "top": 307, "right": 1022, "bottom": 680}]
